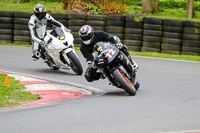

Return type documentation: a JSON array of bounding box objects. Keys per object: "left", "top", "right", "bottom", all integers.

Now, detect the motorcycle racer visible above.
[
  {"left": 28, "top": 4, "right": 65, "bottom": 61},
  {"left": 79, "top": 25, "right": 139, "bottom": 82}
]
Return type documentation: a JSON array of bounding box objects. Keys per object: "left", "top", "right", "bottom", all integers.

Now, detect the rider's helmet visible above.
[
  {"left": 79, "top": 25, "right": 94, "bottom": 45},
  {"left": 34, "top": 4, "right": 46, "bottom": 20}
]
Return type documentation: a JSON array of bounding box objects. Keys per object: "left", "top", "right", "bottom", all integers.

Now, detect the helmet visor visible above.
[
  {"left": 81, "top": 35, "right": 91, "bottom": 41},
  {"left": 80, "top": 33, "right": 93, "bottom": 41},
  {"left": 35, "top": 12, "right": 46, "bottom": 20}
]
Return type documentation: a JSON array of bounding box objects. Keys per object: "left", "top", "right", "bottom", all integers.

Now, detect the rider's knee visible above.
[
  {"left": 85, "top": 72, "right": 93, "bottom": 82},
  {"left": 84, "top": 67, "right": 95, "bottom": 82}
]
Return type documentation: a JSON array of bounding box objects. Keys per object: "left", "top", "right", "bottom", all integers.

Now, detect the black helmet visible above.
[
  {"left": 34, "top": 4, "right": 46, "bottom": 20},
  {"left": 79, "top": 25, "right": 94, "bottom": 45}
]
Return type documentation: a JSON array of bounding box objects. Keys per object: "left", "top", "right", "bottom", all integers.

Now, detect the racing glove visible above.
[
  {"left": 87, "top": 61, "right": 96, "bottom": 69},
  {"left": 39, "top": 41, "right": 46, "bottom": 47},
  {"left": 115, "top": 42, "right": 123, "bottom": 49},
  {"left": 64, "top": 27, "right": 71, "bottom": 32}
]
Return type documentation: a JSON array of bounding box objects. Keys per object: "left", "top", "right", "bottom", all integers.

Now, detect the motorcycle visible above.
[
  {"left": 40, "top": 26, "right": 83, "bottom": 75},
  {"left": 93, "top": 42, "right": 139, "bottom": 96}
]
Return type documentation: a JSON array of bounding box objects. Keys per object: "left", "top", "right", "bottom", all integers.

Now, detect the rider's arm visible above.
[
  {"left": 80, "top": 42, "right": 94, "bottom": 62},
  {"left": 97, "top": 31, "right": 121, "bottom": 44},
  {"left": 28, "top": 15, "right": 43, "bottom": 44},
  {"left": 99, "top": 31, "right": 126, "bottom": 50},
  {"left": 46, "top": 14, "right": 63, "bottom": 27},
  {"left": 107, "top": 35, "right": 121, "bottom": 44}
]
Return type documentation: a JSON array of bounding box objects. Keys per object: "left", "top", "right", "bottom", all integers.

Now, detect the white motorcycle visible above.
[{"left": 41, "top": 26, "right": 83, "bottom": 75}]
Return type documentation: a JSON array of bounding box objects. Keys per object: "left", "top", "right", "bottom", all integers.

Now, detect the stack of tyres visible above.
[
  {"left": 51, "top": 13, "right": 68, "bottom": 28},
  {"left": 68, "top": 13, "right": 87, "bottom": 46},
  {"left": 0, "top": 11, "right": 14, "bottom": 44},
  {"left": 142, "top": 17, "right": 163, "bottom": 53},
  {"left": 87, "top": 15, "right": 107, "bottom": 31},
  {"left": 181, "top": 20, "right": 200, "bottom": 56},
  {"left": 162, "top": 19, "right": 183, "bottom": 55},
  {"left": 13, "top": 12, "right": 32, "bottom": 45},
  {"left": 124, "top": 14, "right": 144, "bottom": 52},
  {"left": 106, "top": 15, "right": 125, "bottom": 43}
]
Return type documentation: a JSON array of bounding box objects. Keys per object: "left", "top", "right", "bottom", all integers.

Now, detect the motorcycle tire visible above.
[
  {"left": 134, "top": 81, "right": 140, "bottom": 91},
  {"left": 67, "top": 51, "right": 83, "bottom": 75},
  {"left": 112, "top": 69, "right": 136, "bottom": 96}
]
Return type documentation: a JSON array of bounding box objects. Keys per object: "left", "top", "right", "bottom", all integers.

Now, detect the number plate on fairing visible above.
[{"left": 105, "top": 46, "right": 119, "bottom": 63}]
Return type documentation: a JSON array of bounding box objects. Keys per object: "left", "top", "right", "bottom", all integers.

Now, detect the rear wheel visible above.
[
  {"left": 67, "top": 51, "right": 83, "bottom": 75},
  {"left": 112, "top": 69, "right": 136, "bottom": 96},
  {"left": 44, "top": 54, "right": 59, "bottom": 70},
  {"left": 46, "top": 59, "right": 59, "bottom": 70},
  {"left": 47, "top": 63, "right": 59, "bottom": 70}
]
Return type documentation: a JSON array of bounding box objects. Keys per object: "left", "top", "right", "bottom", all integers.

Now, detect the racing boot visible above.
[
  {"left": 134, "top": 81, "right": 140, "bottom": 91},
  {"left": 32, "top": 51, "right": 41, "bottom": 61},
  {"left": 128, "top": 56, "right": 139, "bottom": 71}
]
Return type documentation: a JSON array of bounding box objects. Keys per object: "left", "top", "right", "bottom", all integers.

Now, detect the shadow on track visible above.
[
  {"left": 104, "top": 90, "right": 128, "bottom": 96},
  {"left": 36, "top": 68, "right": 78, "bottom": 76}
]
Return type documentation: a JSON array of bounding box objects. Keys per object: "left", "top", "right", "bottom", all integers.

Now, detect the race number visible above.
[{"left": 105, "top": 48, "right": 116, "bottom": 59}]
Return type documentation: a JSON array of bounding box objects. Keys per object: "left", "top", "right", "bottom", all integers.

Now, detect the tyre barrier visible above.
[
  {"left": 13, "top": 12, "right": 32, "bottom": 44},
  {"left": 0, "top": 11, "right": 14, "bottom": 44},
  {"left": 161, "top": 19, "right": 183, "bottom": 55},
  {"left": 106, "top": 15, "right": 125, "bottom": 42},
  {"left": 124, "top": 14, "right": 144, "bottom": 52},
  {"left": 51, "top": 13, "right": 68, "bottom": 27},
  {"left": 142, "top": 17, "right": 163, "bottom": 53},
  {"left": 1, "top": 11, "right": 200, "bottom": 56},
  {"left": 68, "top": 13, "right": 87, "bottom": 45},
  {"left": 87, "top": 14, "right": 107, "bottom": 34},
  {"left": 181, "top": 20, "right": 200, "bottom": 56}
]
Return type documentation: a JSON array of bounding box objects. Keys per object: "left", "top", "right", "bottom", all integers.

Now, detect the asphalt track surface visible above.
[{"left": 0, "top": 46, "right": 200, "bottom": 133}]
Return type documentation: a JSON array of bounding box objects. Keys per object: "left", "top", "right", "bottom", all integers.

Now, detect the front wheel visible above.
[
  {"left": 112, "top": 68, "right": 136, "bottom": 96},
  {"left": 67, "top": 51, "right": 83, "bottom": 75}
]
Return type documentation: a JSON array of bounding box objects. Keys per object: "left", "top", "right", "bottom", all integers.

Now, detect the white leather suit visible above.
[{"left": 28, "top": 13, "right": 63, "bottom": 59}]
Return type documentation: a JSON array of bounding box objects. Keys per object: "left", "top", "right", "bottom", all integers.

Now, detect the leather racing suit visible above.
[
  {"left": 80, "top": 30, "right": 137, "bottom": 82},
  {"left": 28, "top": 13, "right": 63, "bottom": 60}
]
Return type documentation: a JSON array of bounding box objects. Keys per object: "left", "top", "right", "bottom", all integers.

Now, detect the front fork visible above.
[
  {"left": 62, "top": 48, "right": 74, "bottom": 65},
  {"left": 112, "top": 65, "right": 136, "bottom": 86}
]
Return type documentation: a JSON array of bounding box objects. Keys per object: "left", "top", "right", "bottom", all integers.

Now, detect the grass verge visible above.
[
  {"left": 128, "top": 6, "right": 200, "bottom": 21},
  {"left": 0, "top": 73, "right": 39, "bottom": 108},
  {"left": 1, "top": 1, "right": 200, "bottom": 21},
  {"left": 0, "top": 0, "right": 63, "bottom": 13},
  {"left": 130, "top": 51, "right": 200, "bottom": 62},
  {"left": 0, "top": 43, "right": 199, "bottom": 62}
]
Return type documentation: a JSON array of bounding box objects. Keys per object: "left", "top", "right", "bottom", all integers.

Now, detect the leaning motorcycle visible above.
[
  {"left": 40, "top": 26, "right": 83, "bottom": 75},
  {"left": 93, "top": 42, "right": 139, "bottom": 96}
]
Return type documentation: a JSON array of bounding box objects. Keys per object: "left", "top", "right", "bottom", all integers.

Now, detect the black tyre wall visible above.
[
  {"left": 87, "top": 15, "right": 107, "bottom": 34},
  {"left": 14, "top": 12, "right": 32, "bottom": 45},
  {"left": 124, "top": 15, "right": 144, "bottom": 52},
  {"left": 142, "top": 18, "right": 163, "bottom": 53},
  {"left": 68, "top": 13, "right": 88, "bottom": 45},
  {"left": 0, "top": 12, "right": 14, "bottom": 43},
  {"left": 1, "top": 11, "right": 200, "bottom": 56},
  {"left": 182, "top": 20, "right": 200, "bottom": 56},
  {"left": 161, "top": 19, "right": 183, "bottom": 55}
]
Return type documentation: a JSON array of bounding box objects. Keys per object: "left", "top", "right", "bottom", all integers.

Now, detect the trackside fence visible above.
[{"left": 0, "top": 11, "right": 200, "bottom": 56}]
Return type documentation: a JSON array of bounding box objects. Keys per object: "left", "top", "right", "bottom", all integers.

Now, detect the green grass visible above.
[
  {"left": 1, "top": 43, "right": 199, "bottom": 62},
  {"left": 0, "top": 0, "right": 64, "bottom": 13},
  {"left": 128, "top": 6, "right": 200, "bottom": 21},
  {"left": 130, "top": 51, "right": 200, "bottom": 62},
  {"left": 1, "top": 0, "right": 200, "bottom": 21},
  {"left": 0, "top": 43, "right": 32, "bottom": 47},
  {"left": 0, "top": 73, "right": 39, "bottom": 108}
]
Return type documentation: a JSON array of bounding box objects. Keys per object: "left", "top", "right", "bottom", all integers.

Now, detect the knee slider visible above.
[{"left": 84, "top": 71, "right": 93, "bottom": 82}]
